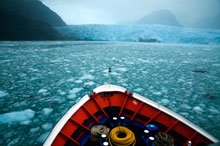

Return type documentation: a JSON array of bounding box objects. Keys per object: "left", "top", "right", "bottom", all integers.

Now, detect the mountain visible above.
[
  {"left": 0, "top": 0, "right": 66, "bottom": 26},
  {"left": 137, "top": 10, "right": 182, "bottom": 27},
  {"left": 193, "top": 13, "right": 220, "bottom": 29},
  {"left": 0, "top": 0, "right": 65, "bottom": 40},
  {"left": 0, "top": 9, "right": 63, "bottom": 40}
]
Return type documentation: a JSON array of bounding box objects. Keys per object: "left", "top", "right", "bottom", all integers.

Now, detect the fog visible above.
[{"left": 40, "top": 0, "right": 220, "bottom": 26}]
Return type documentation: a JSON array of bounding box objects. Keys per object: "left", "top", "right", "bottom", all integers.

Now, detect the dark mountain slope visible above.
[
  {"left": 0, "top": 9, "right": 63, "bottom": 40},
  {"left": 0, "top": 0, "right": 66, "bottom": 26}
]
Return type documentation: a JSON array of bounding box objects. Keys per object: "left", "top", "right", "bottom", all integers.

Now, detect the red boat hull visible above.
[{"left": 44, "top": 85, "right": 218, "bottom": 146}]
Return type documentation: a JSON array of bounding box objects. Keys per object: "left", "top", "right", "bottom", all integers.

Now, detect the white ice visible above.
[
  {"left": 160, "top": 99, "right": 170, "bottom": 106},
  {"left": 193, "top": 106, "right": 204, "bottom": 114},
  {"left": 41, "top": 108, "right": 53, "bottom": 116},
  {"left": 74, "top": 80, "right": 83, "bottom": 83},
  {"left": 69, "top": 88, "right": 83, "bottom": 94},
  {"left": 79, "top": 73, "right": 94, "bottom": 80},
  {"left": 30, "top": 127, "right": 40, "bottom": 133},
  {"left": 37, "top": 132, "right": 50, "bottom": 143},
  {"left": 152, "top": 91, "right": 162, "bottom": 96},
  {"left": 0, "top": 109, "right": 35, "bottom": 124},
  {"left": 38, "top": 89, "right": 48, "bottom": 93},
  {"left": 84, "top": 81, "right": 95, "bottom": 86},
  {"left": 68, "top": 88, "right": 83, "bottom": 99},
  {"left": 42, "top": 123, "right": 53, "bottom": 131},
  {"left": 7, "top": 138, "right": 19, "bottom": 146},
  {"left": 20, "top": 120, "right": 32, "bottom": 125},
  {"left": 66, "top": 77, "right": 74, "bottom": 82},
  {"left": 0, "top": 90, "right": 8, "bottom": 98}
]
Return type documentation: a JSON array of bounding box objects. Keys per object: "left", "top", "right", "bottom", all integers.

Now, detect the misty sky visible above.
[{"left": 40, "top": 0, "right": 220, "bottom": 26}]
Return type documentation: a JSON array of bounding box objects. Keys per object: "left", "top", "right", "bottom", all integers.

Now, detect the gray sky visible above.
[{"left": 40, "top": 0, "right": 220, "bottom": 26}]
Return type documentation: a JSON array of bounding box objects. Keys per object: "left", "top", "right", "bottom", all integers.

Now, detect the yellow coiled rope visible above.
[{"left": 109, "top": 126, "right": 136, "bottom": 146}]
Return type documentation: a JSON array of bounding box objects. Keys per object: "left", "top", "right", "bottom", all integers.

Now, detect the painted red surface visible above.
[{"left": 51, "top": 91, "right": 213, "bottom": 146}]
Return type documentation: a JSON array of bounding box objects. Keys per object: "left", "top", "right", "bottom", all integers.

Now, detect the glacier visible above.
[{"left": 56, "top": 24, "right": 220, "bottom": 44}]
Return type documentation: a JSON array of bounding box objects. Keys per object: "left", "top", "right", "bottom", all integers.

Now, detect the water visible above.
[{"left": 0, "top": 41, "right": 220, "bottom": 145}]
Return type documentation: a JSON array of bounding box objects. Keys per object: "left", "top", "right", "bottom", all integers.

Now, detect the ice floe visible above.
[
  {"left": 30, "top": 127, "right": 40, "bottom": 133},
  {"left": 57, "top": 90, "right": 66, "bottom": 96},
  {"left": 152, "top": 91, "right": 162, "bottom": 96},
  {"left": 66, "top": 77, "right": 74, "bottom": 82},
  {"left": 38, "top": 89, "right": 48, "bottom": 94},
  {"left": 7, "top": 138, "right": 19, "bottom": 146},
  {"left": 84, "top": 81, "right": 95, "bottom": 86},
  {"left": 69, "top": 88, "right": 83, "bottom": 94},
  {"left": 0, "top": 90, "right": 8, "bottom": 98},
  {"left": 208, "top": 108, "right": 220, "bottom": 114},
  {"left": 79, "top": 73, "right": 94, "bottom": 80},
  {"left": 74, "top": 80, "right": 83, "bottom": 83},
  {"left": 42, "top": 123, "right": 53, "bottom": 131},
  {"left": 41, "top": 108, "right": 53, "bottom": 116},
  {"left": 116, "top": 67, "right": 128, "bottom": 72},
  {"left": 0, "top": 109, "right": 35, "bottom": 124},
  {"left": 37, "top": 132, "right": 50, "bottom": 143},
  {"left": 193, "top": 106, "right": 204, "bottom": 114},
  {"left": 20, "top": 120, "right": 32, "bottom": 125},
  {"left": 67, "top": 88, "right": 83, "bottom": 99},
  {"left": 160, "top": 99, "right": 170, "bottom": 106}
]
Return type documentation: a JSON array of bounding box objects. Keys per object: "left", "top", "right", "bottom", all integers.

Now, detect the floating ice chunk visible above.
[
  {"left": 7, "top": 138, "right": 19, "bottom": 146},
  {"left": 38, "top": 89, "right": 48, "bottom": 93},
  {"left": 29, "top": 68, "right": 39, "bottom": 72},
  {"left": 37, "top": 132, "right": 50, "bottom": 143},
  {"left": 134, "top": 88, "right": 143, "bottom": 92},
  {"left": 67, "top": 94, "right": 76, "bottom": 99},
  {"left": 74, "top": 80, "right": 83, "bottom": 83},
  {"left": 4, "top": 131, "right": 14, "bottom": 138},
  {"left": 152, "top": 91, "right": 162, "bottom": 96},
  {"left": 116, "top": 67, "right": 128, "bottom": 72},
  {"left": 80, "top": 73, "right": 94, "bottom": 80},
  {"left": 161, "top": 99, "right": 170, "bottom": 106},
  {"left": 42, "top": 108, "right": 53, "bottom": 116},
  {"left": 177, "top": 78, "right": 185, "bottom": 83},
  {"left": 0, "top": 90, "right": 8, "bottom": 98},
  {"left": 20, "top": 120, "right": 32, "bottom": 125},
  {"left": 69, "top": 88, "right": 83, "bottom": 94},
  {"left": 193, "top": 106, "right": 204, "bottom": 114},
  {"left": 30, "top": 127, "right": 40, "bottom": 133},
  {"left": 84, "top": 81, "right": 95, "bottom": 86},
  {"left": 180, "top": 112, "right": 189, "bottom": 117},
  {"left": 180, "top": 104, "right": 191, "bottom": 109},
  {"left": 42, "top": 123, "right": 53, "bottom": 131},
  {"left": 0, "top": 109, "right": 35, "bottom": 124},
  {"left": 208, "top": 108, "right": 220, "bottom": 114},
  {"left": 57, "top": 90, "right": 66, "bottom": 95},
  {"left": 66, "top": 77, "right": 74, "bottom": 82},
  {"left": 68, "top": 88, "right": 82, "bottom": 99},
  {"left": 149, "top": 86, "right": 154, "bottom": 89}
]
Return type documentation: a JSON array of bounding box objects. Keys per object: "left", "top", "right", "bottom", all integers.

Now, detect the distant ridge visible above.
[{"left": 137, "top": 10, "right": 182, "bottom": 27}]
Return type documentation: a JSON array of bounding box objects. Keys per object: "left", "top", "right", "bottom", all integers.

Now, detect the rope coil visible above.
[
  {"left": 155, "top": 132, "right": 174, "bottom": 146},
  {"left": 90, "top": 125, "right": 110, "bottom": 142},
  {"left": 109, "top": 126, "right": 136, "bottom": 146}
]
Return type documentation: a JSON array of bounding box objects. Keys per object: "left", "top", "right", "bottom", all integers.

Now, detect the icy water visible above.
[{"left": 0, "top": 41, "right": 220, "bottom": 145}]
